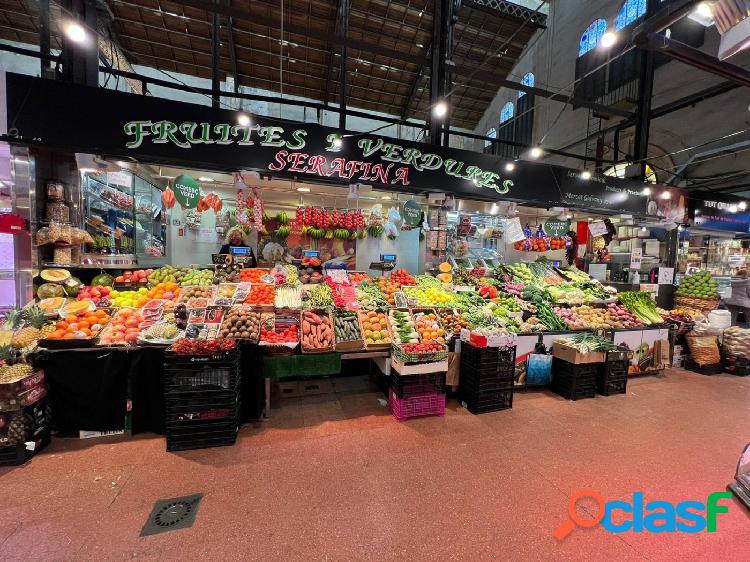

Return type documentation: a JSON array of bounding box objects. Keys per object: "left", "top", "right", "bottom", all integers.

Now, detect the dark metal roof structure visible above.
[{"left": 0, "top": 0, "right": 545, "bottom": 129}]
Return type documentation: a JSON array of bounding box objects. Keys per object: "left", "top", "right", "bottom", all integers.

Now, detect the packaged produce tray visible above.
[
  {"left": 391, "top": 342, "right": 449, "bottom": 364},
  {"left": 0, "top": 385, "right": 47, "bottom": 411},
  {"left": 0, "top": 369, "right": 45, "bottom": 396},
  {"left": 722, "top": 354, "right": 750, "bottom": 376},
  {"left": 357, "top": 310, "right": 392, "bottom": 350}
]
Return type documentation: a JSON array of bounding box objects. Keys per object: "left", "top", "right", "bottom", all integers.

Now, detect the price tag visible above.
[
  {"left": 588, "top": 221, "right": 609, "bottom": 237},
  {"left": 454, "top": 285, "right": 473, "bottom": 292},
  {"left": 460, "top": 328, "right": 470, "bottom": 342},
  {"left": 630, "top": 247, "right": 643, "bottom": 269}
]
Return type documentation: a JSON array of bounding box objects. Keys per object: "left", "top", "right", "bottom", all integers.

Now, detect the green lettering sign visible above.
[
  {"left": 402, "top": 199, "right": 422, "bottom": 227},
  {"left": 173, "top": 175, "right": 201, "bottom": 209},
  {"left": 543, "top": 216, "right": 569, "bottom": 237}
]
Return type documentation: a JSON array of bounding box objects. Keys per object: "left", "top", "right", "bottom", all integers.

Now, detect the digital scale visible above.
[
  {"left": 303, "top": 250, "right": 320, "bottom": 259},
  {"left": 230, "top": 246, "right": 252, "bottom": 255},
  {"left": 369, "top": 253, "right": 397, "bottom": 274}
]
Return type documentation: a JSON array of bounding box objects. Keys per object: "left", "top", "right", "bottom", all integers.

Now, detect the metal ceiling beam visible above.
[
  {"left": 323, "top": 0, "right": 344, "bottom": 106},
  {"left": 227, "top": 11, "right": 239, "bottom": 93},
  {"left": 462, "top": 0, "right": 547, "bottom": 28},
  {"left": 339, "top": 0, "right": 349, "bottom": 130},
  {"left": 401, "top": 43, "right": 431, "bottom": 120},
  {"left": 211, "top": 1, "right": 220, "bottom": 108},
  {"left": 172, "top": 0, "right": 431, "bottom": 67}
]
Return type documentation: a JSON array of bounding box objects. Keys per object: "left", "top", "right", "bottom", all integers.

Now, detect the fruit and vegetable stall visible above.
[{"left": 0, "top": 259, "right": 725, "bottom": 457}]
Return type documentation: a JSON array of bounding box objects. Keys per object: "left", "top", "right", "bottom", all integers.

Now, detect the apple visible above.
[{"left": 115, "top": 276, "right": 125, "bottom": 282}]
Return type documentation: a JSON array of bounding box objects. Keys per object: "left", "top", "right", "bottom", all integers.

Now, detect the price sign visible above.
[
  {"left": 504, "top": 217, "right": 526, "bottom": 244},
  {"left": 588, "top": 221, "right": 609, "bottom": 237},
  {"left": 657, "top": 267, "right": 675, "bottom": 285},
  {"left": 173, "top": 175, "right": 201, "bottom": 209}
]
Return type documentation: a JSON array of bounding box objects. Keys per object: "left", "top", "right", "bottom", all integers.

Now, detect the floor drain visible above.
[{"left": 141, "top": 494, "right": 203, "bottom": 537}]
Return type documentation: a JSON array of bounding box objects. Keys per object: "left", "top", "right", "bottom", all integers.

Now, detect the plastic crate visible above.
[
  {"left": 551, "top": 358, "right": 598, "bottom": 401},
  {"left": 390, "top": 371, "right": 445, "bottom": 399},
  {"left": 596, "top": 362, "right": 628, "bottom": 396},
  {"left": 0, "top": 430, "right": 50, "bottom": 466},
  {"left": 461, "top": 343, "right": 516, "bottom": 368},
  {"left": 459, "top": 366, "right": 515, "bottom": 393},
  {"left": 722, "top": 354, "right": 750, "bottom": 376},
  {"left": 460, "top": 389, "right": 513, "bottom": 414},
  {"left": 388, "top": 389, "right": 445, "bottom": 422},
  {"left": 164, "top": 364, "right": 240, "bottom": 393},
  {"left": 164, "top": 347, "right": 238, "bottom": 366},
  {"left": 684, "top": 358, "right": 723, "bottom": 376},
  {"left": 165, "top": 416, "right": 240, "bottom": 452}
]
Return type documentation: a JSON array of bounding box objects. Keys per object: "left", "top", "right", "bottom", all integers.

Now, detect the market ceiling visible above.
[{"left": 0, "top": 0, "right": 543, "bottom": 129}]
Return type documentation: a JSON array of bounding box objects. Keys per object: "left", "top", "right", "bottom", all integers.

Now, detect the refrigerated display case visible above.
[{"left": 80, "top": 170, "right": 167, "bottom": 268}]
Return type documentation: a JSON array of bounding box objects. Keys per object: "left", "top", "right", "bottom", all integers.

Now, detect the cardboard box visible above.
[{"left": 552, "top": 342, "right": 605, "bottom": 365}]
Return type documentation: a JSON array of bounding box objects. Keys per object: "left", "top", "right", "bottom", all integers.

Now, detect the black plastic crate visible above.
[
  {"left": 164, "top": 348, "right": 239, "bottom": 366},
  {"left": 722, "top": 354, "right": 750, "bottom": 376},
  {"left": 166, "top": 432, "right": 238, "bottom": 452},
  {"left": 164, "top": 365, "right": 240, "bottom": 393},
  {"left": 165, "top": 415, "right": 240, "bottom": 451},
  {"left": 390, "top": 371, "right": 445, "bottom": 399},
  {"left": 460, "top": 389, "right": 513, "bottom": 414},
  {"left": 551, "top": 358, "right": 598, "bottom": 400},
  {"left": 596, "top": 361, "right": 629, "bottom": 396},
  {"left": 684, "top": 358, "right": 723, "bottom": 376},
  {"left": 459, "top": 367, "right": 515, "bottom": 393},
  {"left": 461, "top": 344, "right": 516, "bottom": 368}
]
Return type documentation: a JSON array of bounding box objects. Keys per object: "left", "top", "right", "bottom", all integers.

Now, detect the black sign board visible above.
[
  {"left": 3, "top": 72, "right": 661, "bottom": 215},
  {"left": 691, "top": 197, "right": 750, "bottom": 233}
]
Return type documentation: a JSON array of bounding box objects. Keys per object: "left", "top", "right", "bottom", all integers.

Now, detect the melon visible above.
[
  {"left": 37, "top": 283, "right": 65, "bottom": 299},
  {"left": 63, "top": 276, "right": 83, "bottom": 297},
  {"left": 61, "top": 301, "right": 92, "bottom": 316},
  {"left": 40, "top": 268, "right": 71, "bottom": 283},
  {"left": 437, "top": 273, "right": 453, "bottom": 283},
  {"left": 438, "top": 262, "right": 452, "bottom": 273},
  {"left": 91, "top": 272, "right": 115, "bottom": 287},
  {"left": 38, "top": 297, "right": 66, "bottom": 312}
]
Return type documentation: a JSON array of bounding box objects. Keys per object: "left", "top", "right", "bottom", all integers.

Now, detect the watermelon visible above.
[
  {"left": 91, "top": 272, "right": 114, "bottom": 287},
  {"left": 63, "top": 276, "right": 83, "bottom": 297}
]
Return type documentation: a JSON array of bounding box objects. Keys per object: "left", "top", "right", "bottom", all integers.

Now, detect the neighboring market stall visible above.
[{"left": 0, "top": 71, "right": 741, "bottom": 460}]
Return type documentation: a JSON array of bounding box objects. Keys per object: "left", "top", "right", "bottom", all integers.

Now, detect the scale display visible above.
[
  {"left": 230, "top": 247, "right": 252, "bottom": 255},
  {"left": 381, "top": 254, "right": 397, "bottom": 263},
  {"left": 303, "top": 250, "right": 320, "bottom": 258}
]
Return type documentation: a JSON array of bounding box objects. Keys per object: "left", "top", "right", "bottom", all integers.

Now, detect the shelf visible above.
[{"left": 87, "top": 190, "right": 134, "bottom": 214}]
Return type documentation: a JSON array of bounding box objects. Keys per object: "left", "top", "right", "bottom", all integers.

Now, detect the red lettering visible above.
[
  {"left": 288, "top": 152, "right": 309, "bottom": 173},
  {"left": 371, "top": 163, "right": 393, "bottom": 184},
  {"left": 268, "top": 150, "right": 289, "bottom": 171},
  {"left": 392, "top": 167, "right": 410, "bottom": 186},
  {"left": 327, "top": 158, "right": 346, "bottom": 178},
  {"left": 308, "top": 155, "right": 327, "bottom": 176},
  {"left": 344, "top": 160, "right": 363, "bottom": 179},
  {"left": 359, "top": 162, "right": 372, "bottom": 180}
]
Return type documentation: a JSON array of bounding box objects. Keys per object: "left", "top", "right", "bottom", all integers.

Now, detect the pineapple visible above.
[
  {"left": 6, "top": 412, "right": 30, "bottom": 445},
  {"left": 0, "top": 362, "right": 32, "bottom": 384},
  {"left": 11, "top": 307, "right": 47, "bottom": 349},
  {"left": 0, "top": 308, "right": 23, "bottom": 346}
]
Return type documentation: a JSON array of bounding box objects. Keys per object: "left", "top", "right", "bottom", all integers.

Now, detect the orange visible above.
[
  {"left": 63, "top": 333, "right": 74, "bottom": 339},
  {"left": 67, "top": 322, "right": 78, "bottom": 331},
  {"left": 77, "top": 320, "right": 90, "bottom": 330},
  {"left": 56, "top": 321, "right": 68, "bottom": 330},
  {"left": 65, "top": 315, "right": 77, "bottom": 323},
  {"left": 82, "top": 328, "right": 92, "bottom": 336},
  {"left": 95, "top": 309, "right": 107, "bottom": 318}
]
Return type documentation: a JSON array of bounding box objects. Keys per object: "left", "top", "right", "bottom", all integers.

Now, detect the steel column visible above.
[
  {"left": 338, "top": 0, "right": 349, "bottom": 131},
  {"left": 59, "top": 0, "right": 99, "bottom": 86},
  {"left": 211, "top": 2, "right": 221, "bottom": 108},
  {"left": 39, "top": 0, "right": 50, "bottom": 77},
  {"left": 632, "top": 0, "right": 660, "bottom": 181},
  {"left": 429, "top": 0, "right": 448, "bottom": 145}
]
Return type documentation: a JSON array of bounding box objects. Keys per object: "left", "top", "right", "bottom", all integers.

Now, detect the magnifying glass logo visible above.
[{"left": 554, "top": 490, "right": 606, "bottom": 541}]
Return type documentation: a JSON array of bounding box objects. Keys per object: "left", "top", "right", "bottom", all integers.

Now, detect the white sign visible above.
[
  {"left": 658, "top": 267, "right": 675, "bottom": 285},
  {"left": 640, "top": 283, "right": 658, "bottom": 299},
  {"left": 589, "top": 264, "right": 608, "bottom": 282},
  {"left": 107, "top": 171, "right": 132, "bottom": 189},
  {"left": 504, "top": 217, "right": 526, "bottom": 244},
  {"left": 645, "top": 239, "right": 660, "bottom": 257},
  {"left": 588, "top": 221, "right": 609, "bottom": 237},
  {"left": 630, "top": 247, "right": 643, "bottom": 270},
  {"left": 197, "top": 227, "right": 217, "bottom": 243}
]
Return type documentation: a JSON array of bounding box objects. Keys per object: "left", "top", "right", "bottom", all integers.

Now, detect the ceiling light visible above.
[
  {"left": 740, "top": 201, "right": 747, "bottom": 210},
  {"left": 296, "top": 187, "right": 310, "bottom": 192},
  {"left": 416, "top": 43, "right": 424, "bottom": 48},
  {"left": 641, "top": 226, "right": 647, "bottom": 232},
  {"left": 529, "top": 146, "right": 543, "bottom": 159},
  {"left": 65, "top": 22, "right": 86, "bottom": 43},
  {"left": 505, "top": 162, "right": 515, "bottom": 172},
  {"left": 641, "top": 187, "right": 651, "bottom": 196},
  {"left": 600, "top": 31, "right": 617, "bottom": 48},
  {"left": 381, "top": 195, "right": 392, "bottom": 200},
  {"left": 198, "top": 176, "right": 215, "bottom": 182},
  {"left": 433, "top": 100, "right": 448, "bottom": 118},
  {"left": 660, "top": 191, "right": 671, "bottom": 200},
  {"left": 237, "top": 113, "right": 251, "bottom": 126},
  {"left": 580, "top": 170, "right": 592, "bottom": 180},
  {"left": 729, "top": 204, "right": 738, "bottom": 213},
  {"left": 472, "top": 178, "right": 479, "bottom": 186},
  {"left": 332, "top": 136, "right": 343, "bottom": 148}
]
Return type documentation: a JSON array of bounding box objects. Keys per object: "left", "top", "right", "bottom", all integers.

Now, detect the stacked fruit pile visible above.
[
  {"left": 389, "top": 269, "right": 416, "bottom": 287},
  {"left": 219, "top": 307, "right": 261, "bottom": 341},
  {"left": 245, "top": 284, "right": 275, "bottom": 306},
  {"left": 333, "top": 311, "right": 362, "bottom": 344},
  {"left": 301, "top": 310, "right": 334, "bottom": 351},
  {"left": 98, "top": 308, "right": 145, "bottom": 346},
  {"left": 413, "top": 311, "right": 446, "bottom": 344},
  {"left": 147, "top": 266, "right": 190, "bottom": 286},
  {"left": 358, "top": 310, "right": 391, "bottom": 346},
  {"left": 675, "top": 271, "right": 718, "bottom": 299},
  {"left": 376, "top": 277, "right": 400, "bottom": 305},
  {"left": 388, "top": 310, "right": 419, "bottom": 344},
  {"left": 47, "top": 309, "right": 111, "bottom": 340}
]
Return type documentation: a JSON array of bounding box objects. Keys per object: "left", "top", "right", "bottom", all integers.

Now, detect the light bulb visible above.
[
  {"left": 529, "top": 147, "right": 542, "bottom": 159},
  {"left": 65, "top": 22, "right": 86, "bottom": 43},
  {"left": 641, "top": 187, "right": 651, "bottom": 196},
  {"left": 600, "top": 31, "right": 616, "bottom": 48},
  {"left": 740, "top": 202, "right": 747, "bottom": 210},
  {"left": 237, "top": 113, "right": 251, "bottom": 126},
  {"left": 505, "top": 162, "right": 515, "bottom": 172},
  {"left": 332, "top": 136, "right": 343, "bottom": 148},
  {"left": 581, "top": 170, "right": 592, "bottom": 180},
  {"left": 433, "top": 101, "right": 448, "bottom": 118}
]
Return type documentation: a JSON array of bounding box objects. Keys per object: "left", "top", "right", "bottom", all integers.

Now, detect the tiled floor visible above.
[{"left": 1, "top": 368, "right": 749, "bottom": 561}]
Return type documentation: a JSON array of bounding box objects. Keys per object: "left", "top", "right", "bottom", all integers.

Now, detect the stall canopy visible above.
[{"left": 2, "top": 71, "right": 677, "bottom": 216}]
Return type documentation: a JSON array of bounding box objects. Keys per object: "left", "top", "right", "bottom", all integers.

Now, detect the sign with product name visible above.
[
  {"left": 543, "top": 216, "right": 568, "bottom": 237},
  {"left": 588, "top": 221, "right": 609, "bottom": 237},
  {"left": 402, "top": 199, "right": 422, "bottom": 227},
  {"left": 3, "top": 72, "right": 678, "bottom": 215},
  {"left": 630, "top": 247, "right": 643, "bottom": 270},
  {"left": 172, "top": 175, "right": 200, "bottom": 209},
  {"left": 692, "top": 198, "right": 750, "bottom": 233}
]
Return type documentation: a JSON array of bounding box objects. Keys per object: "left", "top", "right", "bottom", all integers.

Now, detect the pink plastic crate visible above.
[{"left": 388, "top": 389, "right": 446, "bottom": 422}]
